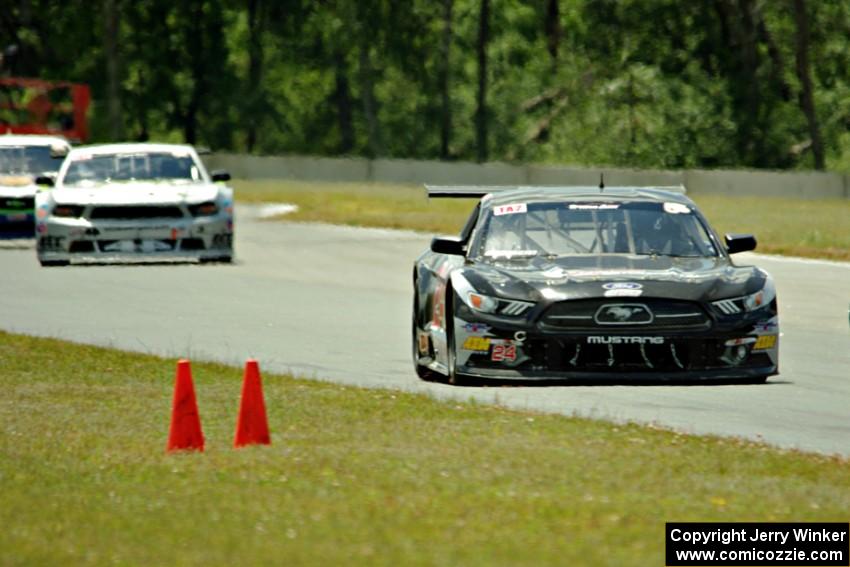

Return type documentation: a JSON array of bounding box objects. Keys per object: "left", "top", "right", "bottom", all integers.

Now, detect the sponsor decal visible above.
[
  {"left": 432, "top": 282, "right": 446, "bottom": 326},
  {"left": 569, "top": 203, "right": 620, "bottom": 210},
  {"left": 594, "top": 303, "right": 653, "bottom": 325},
  {"left": 463, "top": 337, "right": 491, "bottom": 352},
  {"left": 513, "top": 331, "right": 527, "bottom": 343},
  {"left": 753, "top": 320, "right": 778, "bottom": 333},
  {"left": 418, "top": 332, "right": 429, "bottom": 355},
  {"left": 491, "top": 343, "right": 517, "bottom": 362},
  {"left": 604, "top": 289, "right": 642, "bottom": 298},
  {"left": 753, "top": 335, "right": 777, "bottom": 350},
  {"left": 36, "top": 209, "right": 48, "bottom": 219},
  {"left": 663, "top": 202, "right": 690, "bottom": 214},
  {"left": 493, "top": 203, "right": 527, "bottom": 216},
  {"left": 462, "top": 322, "right": 491, "bottom": 334},
  {"left": 587, "top": 336, "right": 664, "bottom": 345},
  {"left": 725, "top": 337, "right": 757, "bottom": 347}
]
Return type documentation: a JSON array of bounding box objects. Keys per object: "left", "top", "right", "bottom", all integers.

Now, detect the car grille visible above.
[
  {"left": 541, "top": 338, "right": 692, "bottom": 372},
  {"left": 461, "top": 337, "right": 774, "bottom": 374},
  {"left": 539, "top": 298, "right": 711, "bottom": 331},
  {"left": 89, "top": 206, "right": 184, "bottom": 220},
  {"left": 0, "top": 196, "right": 34, "bottom": 210}
]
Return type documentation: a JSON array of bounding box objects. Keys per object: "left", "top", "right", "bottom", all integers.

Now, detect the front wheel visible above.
[
  {"left": 200, "top": 255, "right": 233, "bottom": 264},
  {"left": 412, "top": 299, "right": 435, "bottom": 381},
  {"left": 444, "top": 294, "right": 468, "bottom": 386}
]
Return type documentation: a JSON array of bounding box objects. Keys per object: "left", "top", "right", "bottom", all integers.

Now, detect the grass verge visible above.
[
  {"left": 1, "top": 331, "right": 849, "bottom": 565},
  {"left": 233, "top": 179, "right": 850, "bottom": 261}
]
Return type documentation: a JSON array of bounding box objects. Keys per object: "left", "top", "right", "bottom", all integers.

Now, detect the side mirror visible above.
[
  {"left": 725, "top": 233, "right": 757, "bottom": 254},
  {"left": 431, "top": 236, "right": 465, "bottom": 256},
  {"left": 35, "top": 175, "right": 55, "bottom": 187},
  {"left": 210, "top": 170, "right": 231, "bottom": 182}
]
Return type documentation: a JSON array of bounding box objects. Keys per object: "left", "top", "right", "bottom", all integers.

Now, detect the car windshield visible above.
[
  {"left": 62, "top": 152, "right": 203, "bottom": 186},
  {"left": 0, "top": 145, "right": 59, "bottom": 176},
  {"left": 474, "top": 200, "right": 718, "bottom": 259}
]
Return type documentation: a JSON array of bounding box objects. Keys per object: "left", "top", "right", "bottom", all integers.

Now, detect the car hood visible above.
[
  {"left": 0, "top": 175, "right": 37, "bottom": 198},
  {"left": 460, "top": 254, "right": 765, "bottom": 303},
  {"left": 49, "top": 182, "right": 220, "bottom": 206}
]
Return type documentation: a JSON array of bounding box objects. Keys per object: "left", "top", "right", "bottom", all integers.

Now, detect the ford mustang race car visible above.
[
  {"left": 34, "top": 143, "right": 234, "bottom": 266},
  {"left": 0, "top": 135, "right": 69, "bottom": 238},
  {"left": 412, "top": 185, "right": 779, "bottom": 384}
]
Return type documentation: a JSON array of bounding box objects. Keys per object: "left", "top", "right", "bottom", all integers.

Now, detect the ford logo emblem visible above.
[{"left": 602, "top": 282, "right": 643, "bottom": 290}]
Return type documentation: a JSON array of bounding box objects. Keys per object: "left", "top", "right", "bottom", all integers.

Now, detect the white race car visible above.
[
  {"left": 35, "top": 143, "right": 234, "bottom": 266},
  {"left": 0, "top": 135, "right": 70, "bottom": 239}
]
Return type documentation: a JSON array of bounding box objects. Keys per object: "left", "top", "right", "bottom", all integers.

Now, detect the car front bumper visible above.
[
  {"left": 36, "top": 214, "right": 233, "bottom": 263},
  {"left": 450, "top": 308, "right": 780, "bottom": 382},
  {"left": 0, "top": 211, "right": 35, "bottom": 238}
]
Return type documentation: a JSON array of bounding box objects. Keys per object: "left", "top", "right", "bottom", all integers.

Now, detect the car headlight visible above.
[
  {"left": 452, "top": 273, "right": 534, "bottom": 316},
  {"left": 714, "top": 277, "right": 775, "bottom": 315},
  {"left": 189, "top": 201, "right": 219, "bottom": 216},
  {"left": 467, "top": 291, "right": 499, "bottom": 313},
  {"left": 742, "top": 277, "right": 775, "bottom": 312},
  {"left": 52, "top": 204, "right": 84, "bottom": 218}
]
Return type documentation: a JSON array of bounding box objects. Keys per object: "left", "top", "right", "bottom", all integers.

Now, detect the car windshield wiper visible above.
[{"left": 483, "top": 250, "right": 539, "bottom": 260}]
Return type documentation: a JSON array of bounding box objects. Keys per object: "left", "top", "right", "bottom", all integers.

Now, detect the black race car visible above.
[{"left": 412, "top": 185, "right": 779, "bottom": 384}]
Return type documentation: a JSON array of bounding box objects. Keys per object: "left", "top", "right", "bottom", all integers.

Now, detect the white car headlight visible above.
[
  {"left": 451, "top": 272, "right": 534, "bottom": 316},
  {"left": 742, "top": 277, "right": 776, "bottom": 312},
  {"left": 466, "top": 291, "right": 499, "bottom": 313},
  {"left": 712, "top": 276, "right": 776, "bottom": 315}
]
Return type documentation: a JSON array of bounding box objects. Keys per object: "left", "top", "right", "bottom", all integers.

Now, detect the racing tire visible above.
[
  {"left": 444, "top": 291, "right": 469, "bottom": 386},
  {"left": 200, "top": 255, "right": 233, "bottom": 264},
  {"left": 39, "top": 259, "right": 70, "bottom": 267},
  {"left": 410, "top": 289, "right": 434, "bottom": 382}
]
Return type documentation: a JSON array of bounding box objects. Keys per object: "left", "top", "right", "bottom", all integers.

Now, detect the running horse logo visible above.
[
  {"left": 595, "top": 303, "right": 653, "bottom": 325},
  {"left": 607, "top": 306, "right": 640, "bottom": 321}
]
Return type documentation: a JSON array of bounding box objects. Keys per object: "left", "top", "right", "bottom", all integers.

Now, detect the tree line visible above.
[{"left": 2, "top": 0, "right": 849, "bottom": 171}]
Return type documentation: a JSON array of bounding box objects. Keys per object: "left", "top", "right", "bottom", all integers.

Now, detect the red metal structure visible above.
[{"left": 0, "top": 77, "right": 90, "bottom": 142}]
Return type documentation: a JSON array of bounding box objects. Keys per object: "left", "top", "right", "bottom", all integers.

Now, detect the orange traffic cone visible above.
[
  {"left": 166, "top": 360, "right": 205, "bottom": 452},
  {"left": 234, "top": 359, "right": 271, "bottom": 448}
]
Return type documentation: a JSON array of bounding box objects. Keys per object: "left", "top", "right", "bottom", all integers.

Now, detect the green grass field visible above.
[
  {"left": 233, "top": 180, "right": 850, "bottom": 261},
  {"left": 1, "top": 332, "right": 848, "bottom": 565}
]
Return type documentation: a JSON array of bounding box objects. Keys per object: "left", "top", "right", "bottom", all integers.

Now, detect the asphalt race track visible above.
[{"left": 1, "top": 205, "right": 849, "bottom": 456}]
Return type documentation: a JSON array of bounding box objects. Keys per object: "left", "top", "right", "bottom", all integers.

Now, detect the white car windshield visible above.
[
  {"left": 62, "top": 152, "right": 202, "bottom": 186},
  {"left": 0, "top": 145, "right": 59, "bottom": 176},
  {"left": 476, "top": 201, "right": 718, "bottom": 259}
]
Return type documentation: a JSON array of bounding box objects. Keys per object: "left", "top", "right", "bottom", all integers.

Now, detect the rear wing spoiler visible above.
[
  {"left": 425, "top": 185, "right": 516, "bottom": 198},
  {"left": 425, "top": 184, "right": 687, "bottom": 198}
]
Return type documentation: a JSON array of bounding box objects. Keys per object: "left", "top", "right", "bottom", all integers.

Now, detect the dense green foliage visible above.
[{"left": 3, "top": 1, "right": 850, "bottom": 171}]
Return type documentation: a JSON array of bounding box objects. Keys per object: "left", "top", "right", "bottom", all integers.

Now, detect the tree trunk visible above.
[
  {"left": 475, "top": 0, "right": 490, "bottom": 163},
  {"left": 184, "top": 0, "right": 205, "bottom": 145},
  {"left": 246, "top": 0, "right": 264, "bottom": 152},
  {"left": 438, "top": 0, "right": 453, "bottom": 159},
  {"left": 545, "top": 0, "right": 560, "bottom": 62},
  {"left": 103, "top": 0, "right": 123, "bottom": 141},
  {"left": 358, "top": 44, "right": 384, "bottom": 157},
  {"left": 792, "top": 0, "right": 824, "bottom": 169},
  {"left": 333, "top": 49, "right": 355, "bottom": 153}
]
